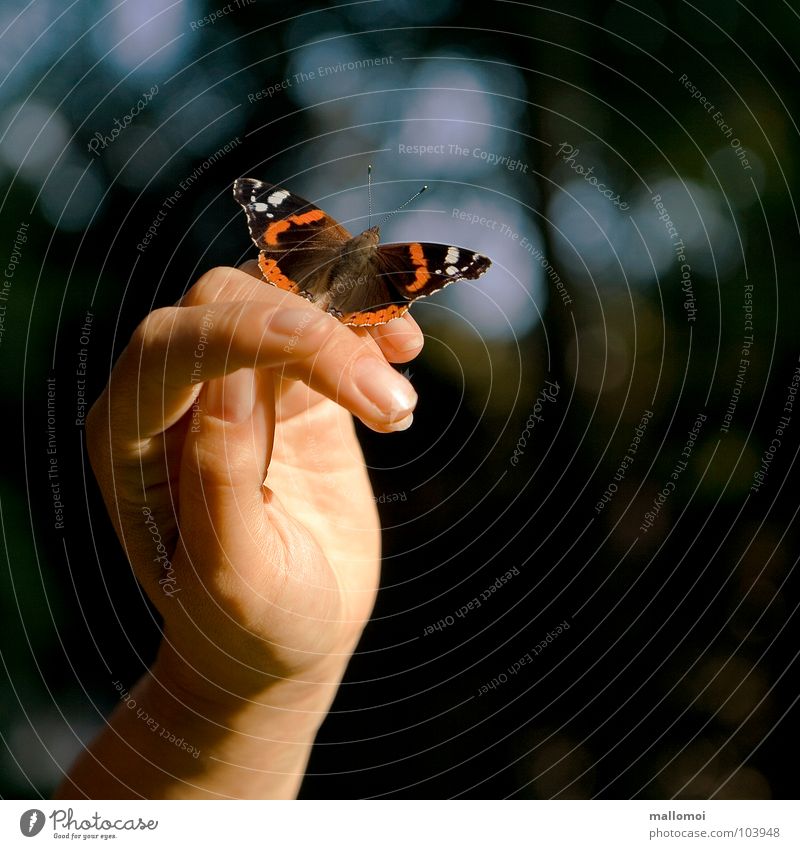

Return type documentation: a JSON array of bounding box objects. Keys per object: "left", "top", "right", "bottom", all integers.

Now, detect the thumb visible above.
[{"left": 179, "top": 368, "right": 275, "bottom": 557}]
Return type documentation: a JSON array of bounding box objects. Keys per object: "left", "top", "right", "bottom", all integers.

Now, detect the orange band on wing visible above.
[
  {"left": 264, "top": 209, "right": 327, "bottom": 245},
  {"left": 258, "top": 254, "right": 295, "bottom": 290},
  {"left": 265, "top": 220, "right": 291, "bottom": 244},
  {"left": 406, "top": 242, "right": 430, "bottom": 292},
  {"left": 342, "top": 304, "right": 409, "bottom": 326},
  {"left": 289, "top": 209, "right": 326, "bottom": 225}
]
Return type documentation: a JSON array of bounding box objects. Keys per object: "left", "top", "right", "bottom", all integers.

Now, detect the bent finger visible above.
[
  {"left": 364, "top": 311, "right": 424, "bottom": 363},
  {"left": 227, "top": 262, "right": 424, "bottom": 363},
  {"left": 96, "top": 296, "right": 417, "bottom": 450}
]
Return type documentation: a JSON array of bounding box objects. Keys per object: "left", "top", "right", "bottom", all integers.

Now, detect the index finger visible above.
[
  {"left": 201, "top": 260, "right": 425, "bottom": 363},
  {"left": 92, "top": 268, "right": 418, "bottom": 449}
]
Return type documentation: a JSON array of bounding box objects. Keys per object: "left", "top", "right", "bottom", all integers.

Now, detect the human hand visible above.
[{"left": 87, "top": 263, "right": 422, "bottom": 705}]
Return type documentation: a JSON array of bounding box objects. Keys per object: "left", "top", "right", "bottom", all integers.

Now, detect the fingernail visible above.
[
  {"left": 205, "top": 369, "right": 257, "bottom": 423},
  {"left": 386, "top": 413, "right": 413, "bottom": 431},
  {"left": 388, "top": 332, "right": 423, "bottom": 353},
  {"left": 352, "top": 358, "right": 417, "bottom": 420}
]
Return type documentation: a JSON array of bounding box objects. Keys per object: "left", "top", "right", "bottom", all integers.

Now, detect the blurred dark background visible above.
[{"left": 1, "top": 0, "right": 798, "bottom": 799}]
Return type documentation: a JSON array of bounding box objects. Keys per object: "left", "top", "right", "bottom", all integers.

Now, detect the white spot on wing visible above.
[
  {"left": 445, "top": 246, "right": 459, "bottom": 265},
  {"left": 267, "top": 189, "right": 290, "bottom": 206},
  {"left": 252, "top": 202, "right": 268, "bottom": 212},
  {"left": 446, "top": 265, "right": 459, "bottom": 275}
]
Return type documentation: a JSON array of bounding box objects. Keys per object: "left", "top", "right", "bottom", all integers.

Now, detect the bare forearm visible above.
[{"left": 55, "top": 655, "right": 344, "bottom": 800}]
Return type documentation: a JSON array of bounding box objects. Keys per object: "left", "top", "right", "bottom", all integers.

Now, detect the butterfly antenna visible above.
[
  {"left": 367, "top": 164, "right": 373, "bottom": 229},
  {"left": 378, "top": 184, "right": 428, "bottom": 226}
]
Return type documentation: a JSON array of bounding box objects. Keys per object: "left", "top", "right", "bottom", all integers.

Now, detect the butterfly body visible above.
[{"left": 234, "top": 177, "right": 491, "bottom": 326}]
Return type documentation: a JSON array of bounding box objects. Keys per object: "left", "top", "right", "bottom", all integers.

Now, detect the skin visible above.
[{"left": 55, "top": 263, "right": 422, "bottom": 799}]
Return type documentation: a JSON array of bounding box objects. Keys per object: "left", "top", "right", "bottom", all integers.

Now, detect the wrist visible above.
[
  {"left": 58, "top": 644, "right": 349, "bottom": 800},
  {"left": 149, "top": 638, "right": 351, "bottom": 739},
  {"left": 86, "top": 644, "right": 352, "bottom": 798}
]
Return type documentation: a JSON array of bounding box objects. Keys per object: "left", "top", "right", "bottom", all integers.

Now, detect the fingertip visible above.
[
  {"left": 349, "top": 356, "right": 417, "bottom": 426},
  {"left": 368, "top": 312, "right": 424, "bottom": 362},
  {"left": 361, "top": 412, "right": 414, "bottom": 433},
  {"left": 401, "top": 311, "right": 422, "bottom": 334}
]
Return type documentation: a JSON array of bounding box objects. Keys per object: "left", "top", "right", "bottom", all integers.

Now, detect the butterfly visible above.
[{"left": 233, "top": 177, "right": 492, "bottom": 326}]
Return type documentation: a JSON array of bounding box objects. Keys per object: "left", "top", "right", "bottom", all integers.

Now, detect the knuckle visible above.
[
  {"left": 132, "top": 306, "right": 176, "bottom": 350},
  {"left": 213, "top": 301, "right": 249, "bottom": 344},
  {"left": 188, "top": 266, "right": 231, "bottom": 304},
  {"left": 133, "top": 307, "right": 171, "bottom": 342},
  {"left": 189, "top": 265, "right": 254, "bottom": 306}
]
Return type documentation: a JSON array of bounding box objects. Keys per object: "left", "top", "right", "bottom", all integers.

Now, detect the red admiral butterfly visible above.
[{"left": 233, "top": 177, "right": 492, "bottom": 326}]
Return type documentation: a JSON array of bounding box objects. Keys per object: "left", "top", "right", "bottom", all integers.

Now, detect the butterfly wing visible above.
[
  {"left": 233, "top": 177, "right": 350, "bottom": 296},
  {"left": 331, "top": 273, "right": 411, "bottom": 326},
  {"left": 332, "top": 242, "right": 491, "bottom": 326},
  {"left": 378, "top": 242, "right": 491, "bottom": 300},
  {"left": 234, "top": 180, "right": 493, "bottom": 325}
]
